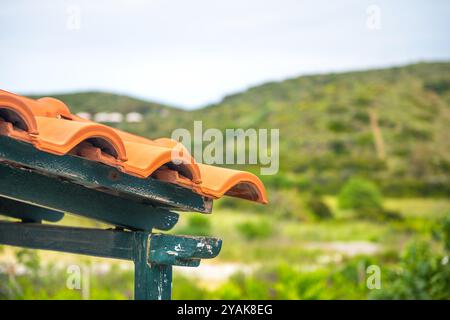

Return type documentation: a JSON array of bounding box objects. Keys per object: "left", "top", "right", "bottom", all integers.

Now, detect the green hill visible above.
[{"left": 30, "top": 62, "right": 450, "bottom": 196}]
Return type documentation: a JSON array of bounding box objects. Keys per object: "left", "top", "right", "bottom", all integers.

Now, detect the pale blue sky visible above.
[{"left": 1, "top": 0, "right": 449, "bottom": 109}]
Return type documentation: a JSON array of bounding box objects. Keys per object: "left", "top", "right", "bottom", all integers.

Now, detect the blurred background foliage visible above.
[
  {"left": 1, "top": 62, "right": 449, "bottom": 299},
  {"left": 0, "top": 213, "right": 448, "bottom": 299}
]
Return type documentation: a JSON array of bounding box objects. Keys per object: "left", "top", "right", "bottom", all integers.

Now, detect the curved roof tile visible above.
[
  {"left": 197, "top": 164, "right": 268, "bottom": 203},
  {"left": 122, "top": 141, "right": 201, "bottom": 181},
  {"left": 0, "top": 93, "right": 39, "bottom": 134},
  {"left": 0, "top": 89, "right": 268, "bottom": 204},
  {"left": 34, "top": 117, "right": 128, "bottom": 161}
]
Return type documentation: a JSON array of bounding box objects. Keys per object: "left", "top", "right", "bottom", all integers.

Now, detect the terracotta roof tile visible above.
[{"left": 0, "top": 89, "right": 268, "bottom": 204}]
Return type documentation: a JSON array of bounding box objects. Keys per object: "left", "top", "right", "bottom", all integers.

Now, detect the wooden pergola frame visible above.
[{"left": 0, "top": 136, "right": 222, "bottom": 300}]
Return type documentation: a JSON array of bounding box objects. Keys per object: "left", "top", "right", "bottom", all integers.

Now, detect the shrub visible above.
[
  {"left": 338, "top": 178, "right": 383, "bottom": 211},
  {"left": 424, "top": 78, "right": 450, "bottom": 94},
  {"left": 329, "top": 140, "right": 348, "bottom": 155},
  {"left": 371, "top": 241, "right": 450, "bottom": 300},
  {"left": 372, "top": 217, "right": 450, "bottom": 300},
  {"left": 237, "top": 219, "right": 274, "bottom": 240},
  {"left": 306, "top": 195, "right": 334, "bottom": 220},
  {"left": 433, "top": 214, "right": 450, "bottom": 252},
  {"left": 179, "top": 215, "right": 212, "bottom": 236},
  {"left": 264, "top": 189, "right": 305, "bottom": 220},
  {"left": 260, "top": 174, "right": 297, "bottom": 190},
  {"left": 172, "top": 275, "right": 208, "bottom": 300}
]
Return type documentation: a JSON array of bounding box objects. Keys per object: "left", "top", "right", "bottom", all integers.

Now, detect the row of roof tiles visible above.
[{"left": 0, "top": 89, "right": 267, "bottom": 204}]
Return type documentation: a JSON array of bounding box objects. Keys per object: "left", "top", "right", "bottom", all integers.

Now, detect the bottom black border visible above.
[{"left": 1, "top": 300, "right": 448, "bottom": 319}]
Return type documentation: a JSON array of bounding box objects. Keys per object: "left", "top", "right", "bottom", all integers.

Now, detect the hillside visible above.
[
  {"left": 27, "top": 91, "right": 191, "bottom": 137},
  {"left": 29, "top": 62, "right": 450, "bottom": 196}
]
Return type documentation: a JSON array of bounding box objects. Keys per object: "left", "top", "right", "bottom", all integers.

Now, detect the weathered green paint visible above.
[
  {"left": 134, "top": 233, "right": 221, "bottom": 299},
  {"left": 0, "top": 163, "right": 178, "bottom": 231},
  {"left": 0, "top": 221, "right": 135, "bottom": 259},
  {"left": 149, "top": 233, "right": 222, "bottom": 266},
  {"left": 134, "top": 231, "right": 173, "bottom": 300},
  {"left": 0, "top": 221, "right": 222, "bottom": 300},
  {"left": 0, "top": 196, "right": 64, "bottom": 222},
  {"left": 0, "top": 136, "right": 212, "bottom": 214}
]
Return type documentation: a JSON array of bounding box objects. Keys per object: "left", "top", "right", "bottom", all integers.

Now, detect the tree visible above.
[{"left": 338, "top": 178, "right": 383, "bottom": 211}]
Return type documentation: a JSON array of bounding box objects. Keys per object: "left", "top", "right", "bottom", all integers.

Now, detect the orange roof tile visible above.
[{"left": 0, "top": 89, "right": 268, "bottom": 204}]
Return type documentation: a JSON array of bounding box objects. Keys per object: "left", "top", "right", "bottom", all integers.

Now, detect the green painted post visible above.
[{"left": 133, "top": 231, "right": 173, "bottom": 300}]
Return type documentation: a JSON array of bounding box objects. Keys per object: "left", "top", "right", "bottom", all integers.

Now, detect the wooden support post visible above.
[{"left": 134, "top": 231, "right": 173, "bottom": 300}]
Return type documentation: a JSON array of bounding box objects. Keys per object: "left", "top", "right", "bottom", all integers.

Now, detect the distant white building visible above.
[
  {"left": 126, "top": 112, "right": 143, "bottom": 123},
  {"left": 76, "top": 112, "right": 91, "bottom": 120},
  {"left": 76, "top": 111, "right": 143, "bottom": 123},
  {"left": 94, "top": 112, "right": 123, "bottom": 123}
]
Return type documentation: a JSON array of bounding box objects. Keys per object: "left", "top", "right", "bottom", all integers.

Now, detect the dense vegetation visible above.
[{"left": 1, "top": 198, "right": 448, "bottom": 299}]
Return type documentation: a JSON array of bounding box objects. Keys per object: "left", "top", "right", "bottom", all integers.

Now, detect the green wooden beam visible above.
[
  {"left": 0, "top": 136, "right": 212, "bottom": 213},
  {"left": 0, "top": 163, "right": 178, "bottom": 231},
  {"left": 0, "top": 221, "right": 135, "bottom": 259},
  {"left": 0, "top": 222, "right": 222, "bottom": 263},
  {"left": 0, "top": 196, "right": 64, "bottom": 222}
]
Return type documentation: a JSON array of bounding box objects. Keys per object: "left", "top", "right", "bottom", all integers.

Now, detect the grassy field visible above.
[{"left": 1, "top": 197, "right": 448, "bottom": 299}]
